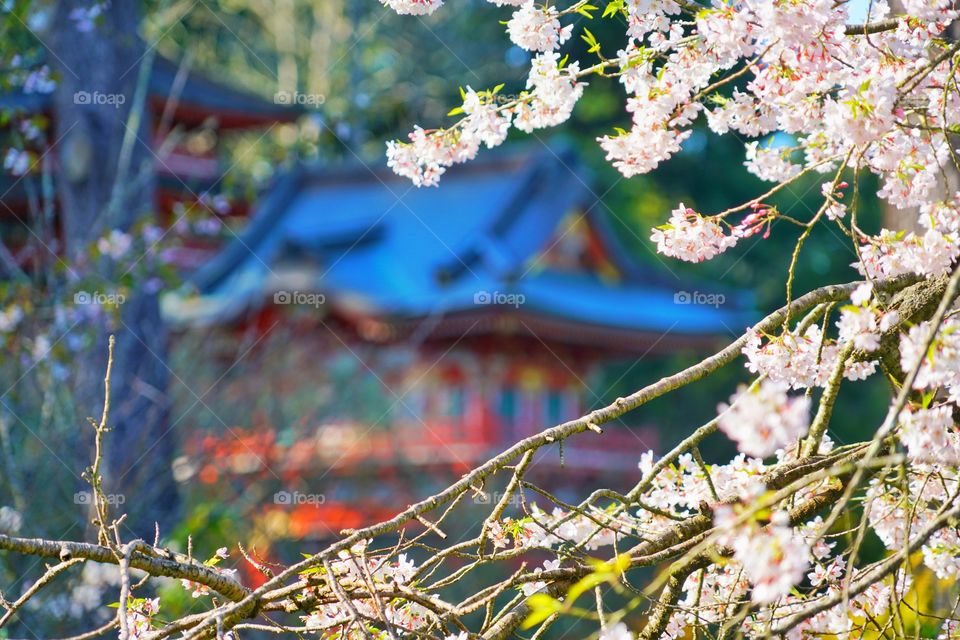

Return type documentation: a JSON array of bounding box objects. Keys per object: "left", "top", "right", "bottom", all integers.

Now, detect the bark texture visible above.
[{"left": 48, "top": 0, "right": 177, "bottom": 536}]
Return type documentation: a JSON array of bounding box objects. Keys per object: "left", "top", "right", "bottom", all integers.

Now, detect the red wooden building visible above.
[{"left": 164, "top": 144, "right": 755, "bottom": 541}]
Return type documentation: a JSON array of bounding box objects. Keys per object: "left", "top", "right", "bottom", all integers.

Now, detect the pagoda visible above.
[
  {"left": 0, "top": 55, "right": 302, "bottom": 267},
  {"left": 164, "top": 143, "right": 755, "bottom": 541}
]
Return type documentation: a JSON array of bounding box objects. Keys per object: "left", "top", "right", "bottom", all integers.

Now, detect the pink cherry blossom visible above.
[
  {"left": 378, "top": 0, "right": 443, "bottom": 15},
  {"left": 717, "top": 380, "right": 811, "bottom": 458},
  {"left": 506, "top": 2, "right": 572, "bottom": 52},
  {"left": 650, "top": 204, "right": 739, "bottom": 263},
  {"left": 715, "top": 508, "right": 811, "bottom": 604}
]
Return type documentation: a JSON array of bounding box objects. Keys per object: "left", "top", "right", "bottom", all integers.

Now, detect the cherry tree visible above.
[{"left": 3, "top": 0, "right": 960, "bottom": 638}]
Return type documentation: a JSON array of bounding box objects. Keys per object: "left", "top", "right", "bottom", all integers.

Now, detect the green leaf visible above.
[
  {"left": 602, "top": 0, "right": 625, "bottom": 18},
  {"left": 567, "top": 571, "right": 607, "bottom": 605},
  {"left": 565, "top": 555, "right": 630, "bottom": 604},
  {"left": 447, "top": 106, "right": 465, "bottom": 116},
  {"left": 581, "top": 27, "right": 601, "bottom": 53},
  {"left": 613, "top": 553, "right": 631, "bottom": 573},
  {"left": 521, "top": 594, "right": 563, "bottom": 629},
  {"left": 576, "top": 3, "right": 598, "bottom": 18}
]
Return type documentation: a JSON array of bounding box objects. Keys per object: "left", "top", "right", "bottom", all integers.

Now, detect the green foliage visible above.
[{"left": 523, "top": 554, "right": 630, "bottom": 629}]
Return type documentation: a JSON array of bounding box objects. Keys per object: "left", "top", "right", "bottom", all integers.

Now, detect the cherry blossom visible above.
[
  {"left": 744, "top": 141, "right": 801, "bottom": 183},
  {"left": 506, "top": 2, "right": 572, "bottom": 52},
  {"left": 378, "top": 0, "right": 443, "bottom": 16},
  {"left": 382, "top": 0, "right": 960, "bottom": 306},
  {"left": 900, "top": 317, "right": 960, "bottom": 401},
  {"left": 461, "top": 87, "right": 511, "bottom": 148},
  {"left": 717, "top": 380, "right": 811, "bottom": 458},
  {"left": 519, "top": 559, "right": 562, "bottom": 596},
  {"left": 513, "top": 52, "right": 584, "bottom": 132},
  {"left": 902, "top": 0, "right": 958, "bottom": 21},
  {"left": 899, "top": 405, "right": 959, "bottom": 464},
  {"left": 807, "top": 556, "right": 844, "bottom": 587},
  {"left": 386, "top": 54, "right": 583, "bottom": 187},
  {"left": 714, "top": 507, "right": 811, "bottom": 604},
  {"left": 599, "top": 622, "right": 634, "bottom": 640},
  {"left": 598, "top": 126, "right": 691, "bottom": 178},
  {"left": 743, "top": 325, "right": 879, "bottom": 390},
  {"left": 939, "top": 620, "right": 960, "bottom": 640},
  {"left": 180, "top": 547, "right": 238, "bottom": 598},
  {"left": 650, "top": 204, "right": 739, "bottom": 263},
  {"left": 835, "top": 283, "right": 900, "bottom": 352},
  {"left": 128, "top": 597, "right": 160, "bottom": 639},
  {"left": 490, "top": 503, "right": 637, "bottom": 552},
  {"left": 867, "top": 469, "right": 960, "bottom": 582},
  {"left": 297, "top": 545, "right": 430, "bottom": 633}
]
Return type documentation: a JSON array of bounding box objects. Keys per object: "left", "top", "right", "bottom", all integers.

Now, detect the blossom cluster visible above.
[
  {"left": 868, "top": 468, "right": 960, "bottom": 580},
  {"left": 650, "top": 203, "right": 739, "bottom": 263},
  {"left": 624, "top": 439, "right": 926, "bottom": 638},
  {"left": 858, "top": 199, "right": 960, "bottom": 279},
  {"left": 384, "top": 0, "right": 960, "bottom": 277},
  {"left": 506, "top": 2, "right": 572, "bottom": 52},
  {"left": 488, "top": 503, "right": 636, "bottom": 552},
  {"left": 900, "top": 316, "right": 960, "bottom": 403},
  {"left": 296, "top": 543, "right": 428, "bottom": 634},
  {"left": 898, "top": 405, "right": 959, "bottom": 464},
  {"left": 714, "top": 507, "right": 810, "bottom": 604},
  {"left": 742, "top": 324, "right": 877, "bottom": 390},
  {"left": 835, "top": 283, "right": 899, "bottom": 352},
  {"left": 180, "top": 547, "right": 238, "bottom": 598},
  {"left": 386, "top": 53, "right": 583, "bottom": 186},
  {"left": 378, "top": 0, "right": 443, "bottom": 16},
  {"left": 716, "top": 380, "right": 811, "bottom": 458},
  {"left": 127, "top": 597, "right": 160, "bottom": 640}
]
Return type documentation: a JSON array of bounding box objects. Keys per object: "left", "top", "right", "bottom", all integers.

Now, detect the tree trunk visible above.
[
  {"left": 880, "top": 1, "right": 960, "bottom": 233},
  {"left": 48, "top": 0, "right": 178, "bottom": 537}
]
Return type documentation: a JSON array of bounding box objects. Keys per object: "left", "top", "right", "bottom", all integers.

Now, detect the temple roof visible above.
[
  {"left": 0, "top": 55, "right": 303, "bottom": 129},
  {"left": 163, "top": 143, "right": 755, "bottom": 346}
]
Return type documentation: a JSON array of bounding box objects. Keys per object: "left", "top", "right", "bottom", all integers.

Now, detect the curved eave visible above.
[
  {"left": 359, "top": 309, "right": 739, "bottom": 353},
  {"left": 0, "top": 55, "right": 304, "bottom": 130}
]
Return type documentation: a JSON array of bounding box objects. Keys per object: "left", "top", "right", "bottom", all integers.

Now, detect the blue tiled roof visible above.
[{"left": 164, "top": 143, "right": 755, "bottom": 340}]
